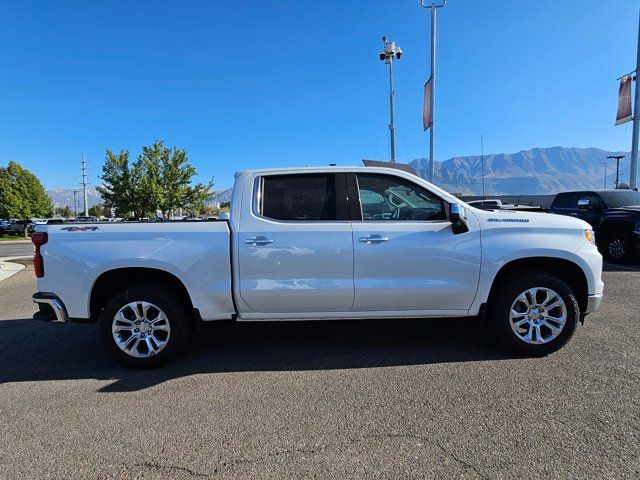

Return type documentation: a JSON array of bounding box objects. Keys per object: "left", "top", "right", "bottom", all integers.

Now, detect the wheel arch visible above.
[
  {"left": 89, "top": 267, "right": 195, "bottom": 322},
  {"left": 487, "top": 257, "right": 589, "bottom": 314}
]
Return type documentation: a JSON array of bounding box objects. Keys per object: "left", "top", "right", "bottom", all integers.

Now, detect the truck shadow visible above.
[
  {"left": 0, "top": 317, "right": 519, "bottom": 392},
  {"left": 603, "top": 262, "right": 640, "bottom": 272}
]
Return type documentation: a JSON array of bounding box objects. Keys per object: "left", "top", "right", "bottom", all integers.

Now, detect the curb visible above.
[{"left": 0, "top": 258, "right": 27, "bottom": 282}]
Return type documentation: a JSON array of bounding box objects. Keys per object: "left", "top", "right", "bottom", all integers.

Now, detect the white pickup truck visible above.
[{"left": 32, "top": 166, "right": 604, "bottom": 367}]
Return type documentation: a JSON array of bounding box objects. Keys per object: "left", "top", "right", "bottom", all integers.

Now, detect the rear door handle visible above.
[
  {"left": 358, "top": 234, "right": 389, "bottom": 243},
  {"left": 244, "top": 237, "right": 275, "bottom": 246}
]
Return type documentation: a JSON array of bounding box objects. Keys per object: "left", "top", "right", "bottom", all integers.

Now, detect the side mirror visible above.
[{"left": 449, "top": 203, "right": 469, "bottom": 234}]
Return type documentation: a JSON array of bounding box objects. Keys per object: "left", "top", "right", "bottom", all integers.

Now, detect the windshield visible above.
[{"left": 599, "top": 191, "right": 640, "bottom": 208}]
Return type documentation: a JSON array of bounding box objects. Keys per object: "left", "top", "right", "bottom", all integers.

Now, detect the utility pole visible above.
[
  {"left": 481, "top": 134, "right": 485, "bottom": 200},
  {"left": 631, "top": 8, "right": 640, "bottom": 189},
  {"left": 607, "top": 155, "right": 625, "bottom": 189},
  {"left": 81, "top": 154, "right": 89, "bottom": 216},
  {"left": 72, "top": 190, "right": 78, "bottom": 218},
  {"left": 379, "top": 36, "right": 403, "bottom": 162},
  {"left": 420, "top": 0, "right": 447, "bottom": 182}
]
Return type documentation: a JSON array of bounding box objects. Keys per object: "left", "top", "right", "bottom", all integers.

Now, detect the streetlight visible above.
[
  {"left": 420, "top": 0, "right": 447, "bottom": 182},
  {"left": 379, "top": 36, "right": 403, "bottom": 162},
  {"left": 606, "top": 155, "right": 625, "bottom": 189}
]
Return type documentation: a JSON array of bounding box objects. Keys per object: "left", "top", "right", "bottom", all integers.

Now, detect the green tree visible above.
[
  {"left": 54, "top": 205, "right": 74, "bottom": 218},
  {"left": 88, "top": 204, "right": 107, "bottom": 217},
  {"left": 140, "top": 141, "right": 214, "bottom": 220},
  {"left": 97, "top": 149, "right": 154, "bottom": 219},
  {"left": 0, "top": 161, "right": 52, "bottom": 219}
]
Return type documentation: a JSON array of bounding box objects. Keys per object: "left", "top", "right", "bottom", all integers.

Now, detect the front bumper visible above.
[
  {"left": 32, "top": 292, "right": 69, "bottom": 323},
  {"left": 584, "top": 293, "right": 603, "bottom": 314}
]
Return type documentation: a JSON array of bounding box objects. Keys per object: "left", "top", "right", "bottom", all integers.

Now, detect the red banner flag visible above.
[
  {"left": 423, "top": 78, "right": 432, "bottom": 131},
  {"left": 616, "top": 75, "right": 632, "bottom": 126}
]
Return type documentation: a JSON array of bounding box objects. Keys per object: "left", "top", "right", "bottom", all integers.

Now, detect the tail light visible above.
[{"left": 31, "top": 232, "right": 48, "bottom": 278}]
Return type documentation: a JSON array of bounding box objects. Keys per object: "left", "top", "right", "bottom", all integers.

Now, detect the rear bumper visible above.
[
  {"left": 584, "top": 293, "right": 603, "bottom": 314},
  {"left": 32, "top": 292, "right": 69, "bottom": 323}
]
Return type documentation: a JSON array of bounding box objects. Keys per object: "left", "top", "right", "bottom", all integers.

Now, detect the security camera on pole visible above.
[
  {"left": 420, "top": 0, "right": 447, "bottom": 183},
  {"left": 380, "top": 36, "right": 403, "bottom": 163}
]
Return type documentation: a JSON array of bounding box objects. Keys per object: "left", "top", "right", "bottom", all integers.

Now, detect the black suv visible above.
[{"left": 549, "top": 190, "right": 640, "bottom": 263}]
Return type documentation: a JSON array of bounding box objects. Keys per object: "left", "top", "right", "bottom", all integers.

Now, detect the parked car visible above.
[
  {"left": 0, "top": 220, "right": 10, "bottom": 236},
  {"left": 5, "top": 220, "right": 34, "bottom": 236},
  {"left": 549, "top": 189, "right": 640, "bottom": 263},
  {"left": 31, "top": 166, "right": 603, "bottom": 368},
  {"left": 75, "top": 216, "right": 98, "bottom": 222}
]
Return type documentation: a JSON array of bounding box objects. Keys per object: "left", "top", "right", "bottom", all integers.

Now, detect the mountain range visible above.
[
  {"left": 46, "top": 147, "right": 633, "bottom": 207},
  {"left": 410, "top": 146, "right": 631, "bottom": 195}
]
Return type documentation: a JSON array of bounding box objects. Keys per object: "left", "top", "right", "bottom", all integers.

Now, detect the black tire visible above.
[
  {"left": 488, "top": 271, "right": 579, "bottom": 356},
  {"left": 98, "top": 284, "right": 192, "bottom": 368},
  {"left": 601, "top": 232, "right": 634, "bottom": 264}
]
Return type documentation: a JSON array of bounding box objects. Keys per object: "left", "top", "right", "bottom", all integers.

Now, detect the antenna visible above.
[{"left": 481, "top": 134, "right": 485, "bottom": 200}]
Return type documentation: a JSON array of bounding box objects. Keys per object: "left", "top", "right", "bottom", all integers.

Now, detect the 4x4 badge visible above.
[{"left": 60, "top": 226, "right": 99, "bottom": 232}]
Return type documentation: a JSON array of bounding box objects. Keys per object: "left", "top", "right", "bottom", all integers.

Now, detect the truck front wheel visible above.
[
  {"left": 488, "top": 272, "right": 579, "bottom": 356},
  {"left": 98, "top": 285, "right": 192, "bottom": 368}
]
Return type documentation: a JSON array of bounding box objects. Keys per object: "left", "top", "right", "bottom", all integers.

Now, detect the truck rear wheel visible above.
[
  {"left": 602, "top": 233, "right": 634, "bottom": 263},
  {"left": 98, "top": 285, "right": 192, "bottom": 368},
  {"left": 488, "top": 272, "right": 579, "bottom": 356}
]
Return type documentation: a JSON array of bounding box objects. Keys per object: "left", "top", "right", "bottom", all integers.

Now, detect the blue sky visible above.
[{"left": 1, "top": 0, "right": 638, "bottom": 190}]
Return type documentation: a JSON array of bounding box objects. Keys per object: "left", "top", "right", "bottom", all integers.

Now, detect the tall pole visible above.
[
  {"left": 604, "top": 162, "right": 607, "bottom": 189},
  {"left": 481, "top": 134, "right": 485, "bottom": 199},
  {"left": 421, "top": 1, "right": 446, "bottom": 182},
  {"left": 389, "top": 56, "right": 396, "bottom": 162},
  {"left": 429, "top": 7, "right": 436, "bottom": 181},
  {"left": 380, "top": 36, "right": 402, "bottom": 162},
  {"left": 631, "top": 7, "right": 640, "bottom": 189},
  {"left": 81, "top": 154, "right": 88, "bottom": 216}
]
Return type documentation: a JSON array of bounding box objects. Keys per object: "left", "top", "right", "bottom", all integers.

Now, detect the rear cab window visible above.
[{"left": 257, "top": 173, "right": 349, "bottom": 221}]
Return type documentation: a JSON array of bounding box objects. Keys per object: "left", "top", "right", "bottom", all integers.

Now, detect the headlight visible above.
[{"left": 584, "top": 229, "right": 596, "bottom": 245}]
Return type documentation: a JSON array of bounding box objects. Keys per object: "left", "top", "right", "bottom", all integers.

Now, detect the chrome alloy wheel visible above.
[
  {"left": 112, "top": 301, "right": 171, "bottom": 358},
  {"left": 509, "top": 287, "right": 567, "bottom": 345}
]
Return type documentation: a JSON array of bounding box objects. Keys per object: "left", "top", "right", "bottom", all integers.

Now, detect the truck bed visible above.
[{"left": 37, "top": 221, "right": 235, "bottom": 321}]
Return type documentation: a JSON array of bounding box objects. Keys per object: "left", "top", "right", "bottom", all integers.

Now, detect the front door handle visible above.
[
  {"left": 358, "top": 234, "right": 389, "bottom": 243},
  {"left": 244, "top": 237, "right": 275, "bottom": 246}
]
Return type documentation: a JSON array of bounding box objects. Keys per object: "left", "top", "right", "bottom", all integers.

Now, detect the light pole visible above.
[
  {"left": 607, "top": 155, "right": 625, "bottom": 189},
  {"left": 379, "top": 36, "right": 403, "bottom": 162},
  {"left": 630, "top": 8, "right": 640, "bottom": 189},
  {"left": 603, "top": 161, "right": 607, "bottom": 189},
  {"left": 420, "top": 0, "right": 447, "bottom": 182}
]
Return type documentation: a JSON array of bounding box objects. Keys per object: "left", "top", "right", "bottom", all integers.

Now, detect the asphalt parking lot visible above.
[{"left": 0, "top": 260, "right": 638, "bottom": 479}]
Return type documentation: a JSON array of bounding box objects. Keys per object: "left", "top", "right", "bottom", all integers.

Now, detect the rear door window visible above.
[
  {"left": 552, "top": 193, "right": 579, "bottom": 209},
  {"left": 259, "top": 173, "right": 348, "bottom": 221}
]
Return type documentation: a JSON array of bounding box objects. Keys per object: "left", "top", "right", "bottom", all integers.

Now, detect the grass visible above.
[{"left": 0, "top": 236, "right": 31, "bottom": 242}]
